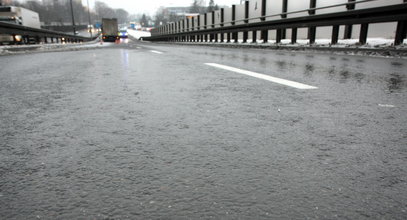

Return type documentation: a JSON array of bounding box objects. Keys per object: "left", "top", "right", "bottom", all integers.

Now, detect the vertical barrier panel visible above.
[
  {"left": 356, "top": 0, "right": 402, "bottom": 9},
  {"left": 281, "top": 0, "right": 288, "bottom": 39},
  {"left": 182, "top": 19, "right": 185, "bottom": 33},
  {"left": 186, "top": 18, "right": 190, "bottom": 33},
  {"left": 211, "top": 11, "right": 216, "bottom": 42},
  {"left": 204, "top": 13, "right": 208, "bottom": 29},
  {"left": 212, "top": 11, "right": 215, "bottom": 28},
  {"left": 182, "top": 19, "right": 186, "bottom": 41},
  {"left": 197, "top": 15, "right": 200, "bottom": 30},
  {"left": 308, "top": 0, "right": 316, "bottom": 44},
  {"left": 198, "top": 14, "right": 204, "bottom": 41},
  {"left": 231, "top": 5, "right": 236, "bottom": 25},
  {"left": 284, "top": 0, "right": 300, "bottom": 40},
  {"left": 235, "top": 4, "right": 246, "bottom": 25},
  {"left": 356, "top": 0, "right": 402, "bottom": 41},
  {"left": 192, "top": 17, "right": 195, "bottom": 31},
  {"left": 243, "top": 1, "right": 249, "bottom": 43},
  {"left": 214, "top": 10, "right": 221, "bottom": 42},
  {"left": 316, "top": 0, "right": 346, "bottom": 14},
  {"left": 314, "top": 0, "right": 337, "bottom": 41},
  {"left": 223, "top": 7, "right": 232, "bottom": 42},
  {"left": 232, "top": 5, "right": 238, "bottom": 42},
  {"left": 236, "top": 3, "right": 246, "bottom": 42},
  {"left": 250, "top": 0, "right": 262, "bottom": 42},
  {"left": 266, "top": 0, "right": 282, "bottom": 21},
  {"left": 220, "top": 8, "right": 225, "bottom": 42},
  {"left": 204, "top": 13, "right": 208, "bottom": 42},
  {"left": 214, "top": 10, "right": 221, "bottom": 28},
  {"left": 207, "top": 12, "right": 213, "bottom": 30},
  {"left": 286, "top": 0, "right": 308, "bottom": 18},
  {"left": 224, "top": 7, "right": 232, "bottom": 27},
  {"left": 261, "top": 0, "right": 266, "bottom": 21},
  {"left": 261, "top": 0, "right": 268, "bottom": 42},
  {"left": 344, "top": 0, "right": 355, "bottom": 39},
  {"left": 249, "top": 0, "right": 262, "bottom": 23},
  {"left": 395, "top": 0, "right": 407, "bottom": 45},
  {"left": 199, "top": 14, "right": 205, "bottom": 29}
]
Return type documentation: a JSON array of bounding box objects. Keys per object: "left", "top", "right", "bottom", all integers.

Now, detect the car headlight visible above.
[{"left": 14, "top": 35, "right": 22, "bottom": 42}]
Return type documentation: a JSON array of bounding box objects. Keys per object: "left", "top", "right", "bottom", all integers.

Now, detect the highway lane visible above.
[{"left": 0, "top": 39, "right": 406, "bottom": 219}]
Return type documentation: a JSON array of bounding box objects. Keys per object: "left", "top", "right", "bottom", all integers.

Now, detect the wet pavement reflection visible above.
[{"left": 0, "top": 42, "right": 406, "bottom": 219}]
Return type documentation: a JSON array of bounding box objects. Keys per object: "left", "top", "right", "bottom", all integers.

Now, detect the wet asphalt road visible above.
[{"left": 0, "top": 39, "right": 406, "bottom": 219}]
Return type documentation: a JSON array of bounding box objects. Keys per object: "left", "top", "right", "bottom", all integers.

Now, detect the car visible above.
[{"left": 118, "top": 28, "right": 128, "bottom": 38}]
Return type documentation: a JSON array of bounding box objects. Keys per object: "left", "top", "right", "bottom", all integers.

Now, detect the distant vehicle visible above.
[
  {"left": 0, "top": 6, "right": 41, "bottom": 28},
  {"left": 101, "top": 18, "right": 119, "bottom": 42},
  {"left": 0, "top": 6, "right": 40, "bottom": 45},
  {"left": 118, "top": 27, "right": 128, "bottom": 38}
]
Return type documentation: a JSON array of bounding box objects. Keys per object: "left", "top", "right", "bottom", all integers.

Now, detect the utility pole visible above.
[
  {"left": 87, "top": 0, "right": 92, "bottom": 38},
  {"left": 69, "top": 0, "right": 76, "bottom": 35}
]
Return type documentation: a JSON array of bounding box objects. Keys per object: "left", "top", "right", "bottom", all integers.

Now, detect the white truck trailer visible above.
[
  {"left": 101, "top": 18, "right": 119, "bottom": 42},
  {"left": 0, "top": 6, "right": 41, "bottom": 44}
]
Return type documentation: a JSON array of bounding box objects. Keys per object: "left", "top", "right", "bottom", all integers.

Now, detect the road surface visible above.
[{"left": 0, "top": 39, "right": 406, "bottom": 219}]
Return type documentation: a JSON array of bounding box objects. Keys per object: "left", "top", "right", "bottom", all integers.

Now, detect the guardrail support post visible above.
[
  {"left": 332, "top": 25, "right": 339, "bottom": 44},
  {"left": 308, "top": 0, "right": 317, "bottom": 44},
  {"left": 308, "top": 27, "right": 316, "bottom": 44},
  {"left": 359, "top": 23, "right": 368, "bottom": 44},
  {"left": 252, "top": 31, "right": 257, "bottom": 43},
  {"left": 260, "top": 0, "right": 268, "bottom": 43},
  {"left": 280, "top": 0, "right": 288, "bottom": 39},
  {"left": 227, "top": 33, "right": 231, "bottom": 43},
  {"left": 291, "top": 28, "right": 297, "bottom": 44},
  {"left": 262, "top": 30, "right": 268, "bottom": 43},
  {"left": 220, "top": 8, "right": 224, "bottom": 42},
  {"left": 276, "top": 29, "right": 282, "bottom": 43},
  {"left": 243, "top": 1, "right": 249, "bottom": 43},
  {"left": 395, "top": 20, "right": 407, "bottom": 45},
  {"left": 344, "top": 0, "right": 355, "bottom": 39},
  {"left": 231, "top": 5, "right": 238, "bottom": 43},
  {"left": 212, "top": 11, "right": 216, "bottom": 42}
]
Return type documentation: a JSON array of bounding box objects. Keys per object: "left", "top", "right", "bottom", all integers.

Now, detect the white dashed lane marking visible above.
[{"left": 205, "top": 63, "right": 318, "bottom": 90}]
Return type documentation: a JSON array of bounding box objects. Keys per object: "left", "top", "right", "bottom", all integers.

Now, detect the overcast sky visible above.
[{"left": 81, "top": 0, "right": 243, "bottom": 15}]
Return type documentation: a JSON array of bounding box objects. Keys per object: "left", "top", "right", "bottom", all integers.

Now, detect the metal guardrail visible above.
[
  {"left": 0, "top": 21, "right": 96, "bottom": 44},
  {"left": 145, "top": 0, "right": 407, "bottom": 46}
]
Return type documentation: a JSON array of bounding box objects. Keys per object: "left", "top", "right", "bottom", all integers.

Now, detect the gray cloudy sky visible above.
[{"left": 81, "top": 0, "right": 243, "bottom": 15}]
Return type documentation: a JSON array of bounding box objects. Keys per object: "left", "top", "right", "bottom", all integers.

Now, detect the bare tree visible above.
[
  {"left": 115, "top": 8, "right": 129, "bottom": 24},
  {"left": 190, "top": 0, "right": 205, "bottom": 13},
  {"left": 207, "top": 0, "right": 219, "bottom": 12}
]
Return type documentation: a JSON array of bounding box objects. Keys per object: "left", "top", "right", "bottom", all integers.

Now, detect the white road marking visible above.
[
  {"left": 205, "top": 63, "right": 318, "bottom": 90},
  {"left": 378, "top": 104, "right": 395, "bottom": 108},
  {"left": 150, "top": 50, "right": 163, "bottom": 54}
]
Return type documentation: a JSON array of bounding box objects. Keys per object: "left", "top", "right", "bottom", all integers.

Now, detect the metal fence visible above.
[
  {"left": 0, "top": 21, "right": 95, "bottom": 44},
  {"left": 146, "top": 0, "right": 407, "bottom": 45}
]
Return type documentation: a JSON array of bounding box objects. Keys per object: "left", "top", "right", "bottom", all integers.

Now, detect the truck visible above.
[
  {"left": 0, "top": 6, "right": 40, "bottom": 28},
  {"left": 101, "top": 18, "right": 119, "bottom": 42},
  {"left": 0, "top": 6, "right": 41, "bottom": 44}
]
